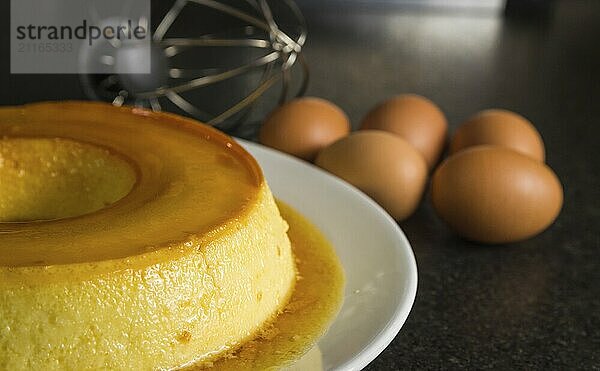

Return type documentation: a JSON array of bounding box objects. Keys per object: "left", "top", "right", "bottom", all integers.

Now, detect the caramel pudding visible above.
[{"left": 0, "top": 102, "right": 296, "bottom": 369}]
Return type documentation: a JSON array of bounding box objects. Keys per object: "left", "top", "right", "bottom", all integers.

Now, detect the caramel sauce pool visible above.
[{"left": 192, "top": 200, "right": 345, "bottom": 370}]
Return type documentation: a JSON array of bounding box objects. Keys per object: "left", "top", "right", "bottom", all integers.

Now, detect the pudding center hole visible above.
[{"left": 0, "top": 137, "right": 137, "bottom": 222}]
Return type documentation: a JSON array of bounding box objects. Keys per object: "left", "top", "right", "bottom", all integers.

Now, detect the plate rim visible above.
[{"left": 237, "top": 139, "right": 418, "bottom": 371}]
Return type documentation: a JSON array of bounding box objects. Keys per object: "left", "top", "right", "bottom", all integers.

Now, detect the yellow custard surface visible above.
[{"left": 0, "top": 102, "right": 296, "bottom": 370}]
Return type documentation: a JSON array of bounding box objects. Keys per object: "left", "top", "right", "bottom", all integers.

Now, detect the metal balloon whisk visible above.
[{"left": 81, "top": 0, "right": 308, "bottom": 133}]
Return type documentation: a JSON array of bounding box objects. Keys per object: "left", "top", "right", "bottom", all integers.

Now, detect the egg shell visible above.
[
  {"left": 360, "top": 94, "right": 448, "bottom": 169},
  {"left": 431, "top": 145, "right": 563, "bottom": 244},
  {"left": 315, "top": 130, "right": 428, "bottom": 221},
  {"left": 259, "top": 97, "right": 350, "bottom": 161},
  {"left": 450, "top": 109, "right": 545, "bottom": 162}
]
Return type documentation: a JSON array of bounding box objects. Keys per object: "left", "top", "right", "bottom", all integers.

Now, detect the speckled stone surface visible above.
[
  {"left": 299, "top": 1, "right": 600, "bottom": 369},
  {"left": 1, "top": 1, "right": 598, "bottom": 370}
]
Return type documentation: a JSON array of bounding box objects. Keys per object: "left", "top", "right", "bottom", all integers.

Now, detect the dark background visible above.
[{"left": 1, "top": 0, "right": 599, "bottom": 369}]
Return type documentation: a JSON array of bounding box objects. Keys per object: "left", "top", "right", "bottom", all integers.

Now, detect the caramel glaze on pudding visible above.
[{"left": 0, "top": 102, "right": 297, "bottom": 370}]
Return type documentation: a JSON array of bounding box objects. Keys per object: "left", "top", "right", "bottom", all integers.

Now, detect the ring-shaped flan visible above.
[{"left": 0, "top": 102, "right": 296, "bottom": 370}]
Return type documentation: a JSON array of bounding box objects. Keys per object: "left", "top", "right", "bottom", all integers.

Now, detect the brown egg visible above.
[
  {"left": 360, "top": 94, "right": 448, "bottom": 169},
  {"left": 315, "top": 131, "right": 428, "bottom": 221},
  {"left": 431, "top": 145, "right": 563, "bottom": 244},
  {"left": 450, "top": 109, "right": 545, "bottom": 162},
  {"left": 259, "top": 97, "right": 350, "bottom": 161}
]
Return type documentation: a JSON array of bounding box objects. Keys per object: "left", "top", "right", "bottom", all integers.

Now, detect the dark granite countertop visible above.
[
  {"left": 299, "top": 2, "right": 599, "bottom": 370},
  {"left": 1, "top": 0, "right": 598, "bottom": 369}
]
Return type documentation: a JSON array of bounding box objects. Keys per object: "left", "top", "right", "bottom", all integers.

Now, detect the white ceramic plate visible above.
[{"left": 238, "top": 140, "right": 418, "bottom": 371}]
